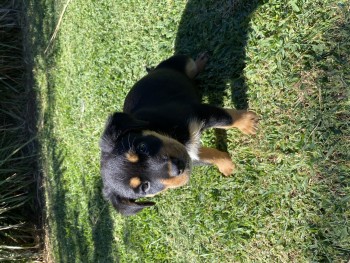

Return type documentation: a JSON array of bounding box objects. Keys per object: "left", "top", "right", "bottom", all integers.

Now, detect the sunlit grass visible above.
[{"left": 29, "top": 0, "right": 349, "bottom": 262}]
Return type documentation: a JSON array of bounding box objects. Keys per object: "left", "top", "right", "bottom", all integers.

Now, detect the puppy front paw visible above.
[
  {"left": 236, "top": 111, "right": 258, "bottom": 135},
  {"left": 226, "top": 109, "right": 259, "bottom": 135},
  {"left": 215, "top": 152, "right": 235, "bottom": 176}
]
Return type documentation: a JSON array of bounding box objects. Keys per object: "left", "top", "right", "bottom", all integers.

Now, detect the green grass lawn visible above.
[{"left": 26, "top": 0, "right": 349, "bottom": 262}]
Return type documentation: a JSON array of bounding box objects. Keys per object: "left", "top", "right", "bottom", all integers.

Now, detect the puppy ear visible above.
[
  {"left": 109, "top": 194, "right": 155, "bottom": 216},
  {"left": 100, "top": 112, "right": 148, "bottom": 153}
]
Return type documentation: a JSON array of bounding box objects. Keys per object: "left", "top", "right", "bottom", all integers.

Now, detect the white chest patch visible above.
[{"left": 185, "top": 120, "right": 204, "bottom": 161}]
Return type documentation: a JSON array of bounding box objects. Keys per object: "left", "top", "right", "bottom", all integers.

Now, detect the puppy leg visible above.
[
  {"left": 198, "top": 147, "right": 235, "bottom": 176},
  {"left": 217, "top": 109, "right": 258, "bottom": 135},
  {"left": 195, "top": 105, "right": 258, "bottom": 135}
]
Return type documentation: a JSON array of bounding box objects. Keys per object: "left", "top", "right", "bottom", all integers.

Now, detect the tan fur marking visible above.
[
  {"left": 129, "top": 177, "right": 141, "bottom": 188},
  {"left": 217, "top": 109, "right": 258, "bottom": 135},
  {"left": 161, "top": 173, "right": 189, "bottom": 189},
  {"left": 185, "top": 59, "right": 197, "bottom": 79},
  {"left": 125, "top": 152, "right": 139, "bottom": 163},
  {"left": 199, "top": 147, "right": 235, "bottom": 176}
]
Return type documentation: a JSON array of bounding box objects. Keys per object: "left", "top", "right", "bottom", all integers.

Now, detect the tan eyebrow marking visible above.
[
  {"left": 129, "top": 177, "right": 142, "bottom": 189},
  {"left": 125, "top": 151, "right": 139, "bottom": 163}
]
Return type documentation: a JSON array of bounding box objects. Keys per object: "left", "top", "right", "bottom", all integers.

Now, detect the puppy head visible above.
[{"left": 100, "top": 112, "right": 191, "bottom": 216}]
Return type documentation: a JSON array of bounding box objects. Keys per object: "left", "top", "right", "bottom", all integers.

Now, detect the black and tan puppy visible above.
[{"left": 100, "top": 53, "right": 258, "bottom": 215}]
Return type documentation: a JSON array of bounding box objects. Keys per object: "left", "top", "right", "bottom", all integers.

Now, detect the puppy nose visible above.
[
  {"left": 170, "top": 157, "right": 186, "bottom": 176},
  {"left": 141, "top": 181, "right": 150, "bottom": 193}
]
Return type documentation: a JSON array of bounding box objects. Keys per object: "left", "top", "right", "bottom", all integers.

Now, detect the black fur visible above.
[{"left": 100, "top": 54, "right": 237, "bottom": 215}]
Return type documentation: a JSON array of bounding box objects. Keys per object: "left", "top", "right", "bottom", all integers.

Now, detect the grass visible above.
[
  {"left": 0, "top": 0, "right": 41, "bottom": 261},
  {"left": 26, "top": 0, "right": 349, "bottom": 262}
]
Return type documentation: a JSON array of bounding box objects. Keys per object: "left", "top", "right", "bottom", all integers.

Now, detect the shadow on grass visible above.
[
  {"left": 174, "top": 0, "right": 350, "bottom": 261},
  {"left": 89, "top": 180, "right": 116, "bottom": 262},
  {"left": 0, "top": 1, "right": 41, "bottom": 260},
  {"left": 24, "top": 0, "right": 117, "bottom": 261},
  {"left": 44, "top": 139, "right": 116, "bottom": 262},
  {"left": 174, "top": 0, "right": 261, "bottom": 152}
]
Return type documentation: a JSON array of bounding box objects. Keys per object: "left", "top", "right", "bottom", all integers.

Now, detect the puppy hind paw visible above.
[{"left": 195, "top": 52, "right": 209, "bottom": 74}]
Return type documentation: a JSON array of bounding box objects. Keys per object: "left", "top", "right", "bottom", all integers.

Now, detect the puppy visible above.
[{"left": 100, "top": 53, "right": 258, "bottom": 215}]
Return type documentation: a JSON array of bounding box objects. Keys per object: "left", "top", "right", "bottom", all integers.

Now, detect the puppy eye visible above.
[{"left": 137, "top": 143, "right": 148, "bottom": 154}]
